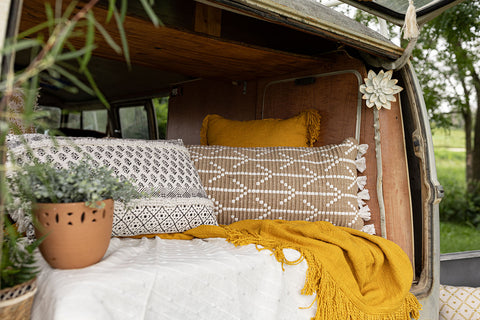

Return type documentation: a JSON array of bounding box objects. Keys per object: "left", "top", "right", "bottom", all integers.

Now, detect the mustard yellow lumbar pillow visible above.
[{"left": 200, "top": 109, "right": 320, "bottom": 147}]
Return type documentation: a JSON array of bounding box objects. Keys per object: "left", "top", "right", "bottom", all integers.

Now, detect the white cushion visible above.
[
  {"left": 439, "top": 284, "right": 480, "bottom": 320},
  {"left": 7, "top": 134, "right": 217, "bottom": 236}
]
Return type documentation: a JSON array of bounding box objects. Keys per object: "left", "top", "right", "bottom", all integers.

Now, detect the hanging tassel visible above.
[{"left": 402, "top": 0, "right": 419, "bottom": 40}]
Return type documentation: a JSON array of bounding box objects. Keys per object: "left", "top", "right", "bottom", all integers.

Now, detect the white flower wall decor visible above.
[{"left": 359, "top": 70, "right": 403, "bottom": 110}]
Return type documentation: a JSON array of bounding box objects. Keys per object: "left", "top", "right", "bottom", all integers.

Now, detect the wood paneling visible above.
[
  {"left": 20, "top": 0, "right": 322, "bottom": 81},
  {"left": 167, "top": 79, "right": 257, "bottom": 144},
  {"left": 195, "top": 3, "right": 222, "bottom": 37},
  {"left": 257, "top": 53, "right": 413, "bottom": 264},
  {"left": 379, "top": 100, "right": 414, "bottom": 265}
]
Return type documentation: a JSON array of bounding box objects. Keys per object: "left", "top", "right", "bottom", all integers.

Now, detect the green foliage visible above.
[
  {"left": 412, "top": 1, "right": 480, "bottom": 129},
  {"left": 7, "top": 161, "right": 139, "bottom": 208},
  {"left": 1, "top": 219, "right": 42, "bottom": 289},
  {"left": 153, "top": 97, "right": 169, "bottom": 139},
  {"left": 434, "top": 129, "right": 480, "bottom": 228},
  {"left": 440, "top": 221, "right": 480, "bottom": 254}
]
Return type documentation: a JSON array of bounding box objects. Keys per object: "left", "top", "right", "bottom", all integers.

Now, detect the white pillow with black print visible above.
[{"left": 7, "top": 134, "right": 217, "bottom": 237}]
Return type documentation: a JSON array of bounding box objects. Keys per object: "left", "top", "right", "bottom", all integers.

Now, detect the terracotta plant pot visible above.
[{"left": 33, "top": 199, "right": 114, "bottom": 269}]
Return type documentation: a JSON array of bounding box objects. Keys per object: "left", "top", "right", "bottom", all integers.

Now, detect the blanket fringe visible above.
[{"left": 224, "top": 226, "right": 421, "bottom": 320}]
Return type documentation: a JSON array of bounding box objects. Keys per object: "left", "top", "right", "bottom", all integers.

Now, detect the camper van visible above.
[{"left": 0, "top": 0, "right": 469, "bottom": 319}]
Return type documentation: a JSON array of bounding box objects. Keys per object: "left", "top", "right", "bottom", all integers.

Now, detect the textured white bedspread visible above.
[{"left": 32, "top": 237, "right": 316, "bottom": 320}]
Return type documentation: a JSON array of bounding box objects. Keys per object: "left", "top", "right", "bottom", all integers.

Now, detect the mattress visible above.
[{"left": 32, "top": 237, "right": 316, "bottom": 320}]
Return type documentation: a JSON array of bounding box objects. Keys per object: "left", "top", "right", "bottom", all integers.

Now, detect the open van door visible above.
[
  {"left": 2, "top": 0, "right": 469, "bottom": 319},
  {"left": 337, "top": 0, "right": 464, "bottom": 26}
]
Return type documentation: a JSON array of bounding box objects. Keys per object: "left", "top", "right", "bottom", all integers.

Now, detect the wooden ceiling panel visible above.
[{"left": 19, "top": 0, "right": 322, "bottom": 81}]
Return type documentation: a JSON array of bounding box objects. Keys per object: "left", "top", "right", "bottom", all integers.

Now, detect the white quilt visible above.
[{"left": 32, "top": 237, "right": 316, "bottom": 320}]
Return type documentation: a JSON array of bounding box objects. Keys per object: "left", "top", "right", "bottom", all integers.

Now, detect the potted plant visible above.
[
  {"left": 0, "top": 1, "right": 159, "bottom": 318},
  {"left": 6, "top": 160, "right": 138, "bottom": 270},
  {"left": 0, "top": 217, "right": 41, "bottom": 320}
]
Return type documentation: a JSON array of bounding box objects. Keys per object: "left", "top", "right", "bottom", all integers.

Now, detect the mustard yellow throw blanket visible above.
[{"left": 135, "top": 220, "right": 421, "bottom": 320}]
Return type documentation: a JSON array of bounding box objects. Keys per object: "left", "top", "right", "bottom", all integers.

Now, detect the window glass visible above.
[
  {"left": 153, "top": 97, "right": 169, "bottom": 139},
  {"left": 119, "top": 105, "right": 149, "bottom": 139},
  {"left": 64, "top": 111, "right": 81, "bottom": 129},
  {"left": 38, "top": 106, "right": 61, "bottom": 130},
  {"left": 83, "top": 109, "right": 108, "bottom": 133}
]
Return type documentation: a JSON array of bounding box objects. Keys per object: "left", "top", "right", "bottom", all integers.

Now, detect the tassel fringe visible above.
[
  {"left": 402, "top": 0, "right": 419, "bottom": 40},
  {"left": 359, "top": 205, "right": 371, "bottom": 221},
  {"left": 358, "top": 144, "right": 368, "bottom": 157},
  {"left": 356, "top": 157, "right": 367, "bottom": 173},
  {"left": 200, "top": 115, "right": 210, "bottom": 145},
  {"left": 355, "top": 143, "right": 372, "bottom": 232},
  {"left": 361, "top": 224, "right": 376, "bottom": 235},
  {"left": 357, "top": 176, "right": 367, "bottom": 190},
  {"left": 303, "top": 109, "right": 321, "bottom": 147},
  {"left": 224, "top": 226, "right": 421, "bottom": 320},
  {"left": 357, "top": 189, "right": 370, "bottom": 206}
]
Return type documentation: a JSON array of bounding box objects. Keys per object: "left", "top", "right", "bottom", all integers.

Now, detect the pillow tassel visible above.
[
  {"left": 303, "top": 109, "right": 321, "bottom": 147},
  {"left": 200, "top": 115, "right": 210, "bottom": 145},
  {"left": 356, "top": 176, "right": 367, "bottom": 190},
  {"left": 357, "top": 189, "right": 370, "bottom": 206},
  {"left": 361, "top": 224, "right": 376, "bottom": 235},
  {"left": 355, "top": 157, "right": 366, "bottom": 173},
  {"left": 357, "top": 144, "right": 368, "bottom": 157},
  {"left": 358, "top": 205, "right": 371, "bottom": 221}
]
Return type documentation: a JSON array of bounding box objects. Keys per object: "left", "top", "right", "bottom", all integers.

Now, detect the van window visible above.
[
  {"left": 38, "top": 106, "right": 62, "bottom": 130},
  {"left": 83, "top": 109, "right": 108, "bottom": 132},
  {"left": 119, "top": 105, "right": 149, "bottom": 139},
  {"left": 153, "top": 97, "right": 169, "bottom": 139}
]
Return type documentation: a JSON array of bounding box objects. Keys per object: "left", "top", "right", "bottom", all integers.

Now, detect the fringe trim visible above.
[
  {"left": 303, "top": 109, "right": 321, "bottom": 147},
  {"left": 361, "top": 224, "right": 376, "bottom": 235},
  {"left": 355, "top": 143, "right": 371, "bottom": 231},
  {"left": 357, "top": 176, "right": 367, "bottom": 190},
  {"left": 356, "top": 157, "right": 367, "bottom": 173},
  {"left": 200, "top": 115, "right": 210, "bottom": 145},
  {"left": 359, "top": 205, "right": 371, "bottom": 221},
  {"left": 224, "top": 227, "right": 421, "bottom": 320},
  {"left": 357, "top": 189, "right": 370, "bottom": 206},
  {"left": 358, "top": 144, "right": 368, "bottom": 157}
]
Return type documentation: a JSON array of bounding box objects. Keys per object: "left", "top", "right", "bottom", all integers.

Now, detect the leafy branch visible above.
[{"left": 0, "top": 0, "right": 160, "bottom": 289}]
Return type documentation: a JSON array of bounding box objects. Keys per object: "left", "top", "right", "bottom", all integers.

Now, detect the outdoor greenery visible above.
[
  {"left": 440, "top": 221, "right": 480, "bottom": 254},
  {"left": 433, "top": 128, "right": 480, "bottom": 252},
  {"left": 412, "top": 1, "right": 480, "bottom": 185},
  {"left": 153, "top": 97, "right": 169, "bottom": 139}
]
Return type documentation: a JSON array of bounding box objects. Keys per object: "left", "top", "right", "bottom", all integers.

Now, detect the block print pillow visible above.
[
  {"left": 440, "top": 284, "right": 480, "bottom": 320},
  {"left": 188, "top": 137, "right": 374, "bottom": 233},
  {"left": 6, "top": 134, "right": 217, "bottom": 237}
]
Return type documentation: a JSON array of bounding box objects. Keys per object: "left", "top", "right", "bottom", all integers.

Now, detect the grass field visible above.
[{"left": 432, "top": 128, "right": 480, "bottom": 253}]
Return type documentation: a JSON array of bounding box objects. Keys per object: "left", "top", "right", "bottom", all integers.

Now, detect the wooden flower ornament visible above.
[{"left": 360, "top": 70, "right": 403, "bottom": 110}]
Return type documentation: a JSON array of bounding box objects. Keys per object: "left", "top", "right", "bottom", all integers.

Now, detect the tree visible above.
[{"left": 412, "top": 1, "right": 480, "bottom": 186}]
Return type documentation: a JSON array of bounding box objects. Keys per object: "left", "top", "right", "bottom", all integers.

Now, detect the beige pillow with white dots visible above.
[
  {"left": 187, "top": 137, "right": 372, "bottom": 232},
  {"left": 440, "top": 284, "right": 480, "bottom": 320}
]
